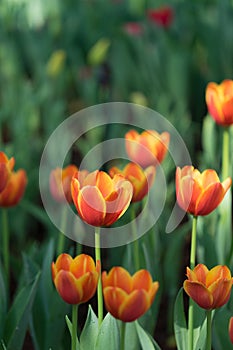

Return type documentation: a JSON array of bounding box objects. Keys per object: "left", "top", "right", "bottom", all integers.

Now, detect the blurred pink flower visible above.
[{"left": 123, "top": 22, "right": 143, "bottom": 36}]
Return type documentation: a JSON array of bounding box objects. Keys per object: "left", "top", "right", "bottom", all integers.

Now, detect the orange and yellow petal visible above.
[
  {"left": 54, "top": 270, "right": 83, "bottom": 304},
  {"left": 195, "top": 182, "right": 225, "bottom": 215},
  {"left": 103, "top": 286, "right": 128, "bottom": 320},
  {"left": 183, "top": 281, "right": 213, "bottom": 309},
  {"left": 208, "top": 279, "right": 232, "bottom": 309},
  {"left": 119, "top": 289, "right": 150, "bottom": 322},
  {"left": 96, "top": 171, "right": 114, "bottom": 198},
  {"left": 192, "top": 264, "right": 209, "bottom": 284},
  {"left": 132, "top": 269, "right": 153, "bottom": 291},
  {"left": 102, "top": 267, "right": 133, "bottom": 293},
  {"left": 70, "top": 254, "right": 96, "bottom": 278}
]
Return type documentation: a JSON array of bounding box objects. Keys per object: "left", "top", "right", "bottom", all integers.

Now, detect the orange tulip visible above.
[
  {"left": 71, "top": 170, "right": 133, "bottom": 226},
  {"left": 51, "top": 253, "right": 100, "bottom": 305},
  {"left": 206, "top": 79, "right": 233, "bottom": 126},
  {"left": 176, "top": 166, "right": 231, "bottom": 216},
  {"left": 50, "top": 165, "right": 79, "bottom": 203},
  {"left": 229, "top": 317, "right": 233, "bottom": 344},
  {"left": 125, "top": 129, "right": 170, "bottom": 168},
  {"left": 109, "top": 163, "right": 156, "bottom": 202},
  {"left": 0, "top": 152, "right": 15, "bottom": 193},
  {"left": 184, "top": 264, "right": 233, "bottom": 310},
  {"left": 0, "top": 169, "right": 27, "bottom": 207},
  {"left": 102, "top": 267, "right": 159, "bottom": 322}
]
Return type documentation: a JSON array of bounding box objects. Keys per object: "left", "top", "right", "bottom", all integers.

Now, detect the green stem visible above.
[
  {"left": 120, "top": 321, "right": 126, "bottom": 350},
  {"left": 71, "top": 304, "right": 78, "bottom": 350},
  {"left": 57, "top": 205, "right": 68, "bottom": 255},
  {"left": 188, "top": 215, "right": 198, "bottom": 350},
  {"left": 95, "top": 227, "right": 103, "bottom": 326},
  {"left": 206, "top": 310, "right": 212, "bottom": 350},
  {"left": 2, "top": 209, "right": 9, "bottom": 286},
  {"left": 222, "top": 127, "right": 230, "bottom": 180},
  {"left": 131, "top": 208, "right": 140, "bottom": 270}
]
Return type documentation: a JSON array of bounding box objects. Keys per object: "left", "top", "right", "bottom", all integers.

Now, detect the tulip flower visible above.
[
  {"left": 206, "top": 79, "right": 233, "bottom": 126},
  {"left": 71, "top": 170, "right": 133, "bottom": 226},
  {"left": 123, "top": 22, "right": 143, "bottom": 36},
  {"left": 176, "top": 166, "right": 231, "bottom": 216},
  {"left": 0, "top": 152, "right": 14, "bottom": 193},
  {"left": 125, "top": 129, "right": 170, "bottom": 169},
  {"left": 50, "top": 165, "right": 79, "bottom": 203},
  {"left": 109, "top": 163, "right": 156, "bottom": 202},
  {"left": 51, "top": 253, "right": 100, "bottom": 304},
  {"left": 0, "top": 169, "right": 27, "bottom": 207},
  {"left": 102, "top": 266, "right": 159, "bottom": 322},
  {"left": 229, "top": 317, "right": 233, "bottom": 344},
  {"left": 184, "top": 264, "right": 233, "bottom": 310},
  {"left": 147, "top": 6, "right": 174, "bottom": 28}
]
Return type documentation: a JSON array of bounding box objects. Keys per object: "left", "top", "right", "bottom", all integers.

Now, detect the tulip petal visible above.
[
  {"left": 183, "top": 281, "right": 213, "bottom": 309},
  {"left": 70, "top": 254, "right": 96, "bottom": 278},
  {"left": 103, "top": 286, "right": 128, "bottom": 320},
  {"left": 54, "top": 270, "right": 83, "bottom": 304},
  {"left": 119, "top": 289, "right": 150, "bottom": 322},
  {"left": 208, "top": 279, "right": 232, "bottom": 309},
  {"left": 222, "top": 177, "right": 232, "bottom": 193},
  {"left": 201, "top": 169, "right": 220, "bottom": 187},
  {"left": 132, "top": 270, "right": 153, "bottom": 291},
  {"left": 195, "top": 182, "right": 225, "bottom": 215},
  {"left": 206, "top": 265, "right": 231, "bottom": 287},
  {"left": 0, "top": 170, "right": 27, "bottom": 207},
  {"left": 96, "top": 171, "right": 114, "bottom": 198},
  {"left": 102, "top": 267, "right": 133, "bottom": 293},
  {"left": 77, "top": 186, "right": 106, "bottom": 226},
  {"left": 192, "top": 264, "right": 209, "bottom": 284},
  {"left": 75, "top": 271, "right": 99, "bottom": 303},
  {"left": 55, "top": 253, "right": 73, "bottom": 272},
  {"left": 71, "top": 178, "right": 80, "bottom": 209}
]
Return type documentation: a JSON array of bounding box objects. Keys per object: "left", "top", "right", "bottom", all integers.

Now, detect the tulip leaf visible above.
[
  {"left": 124, "top": 322, "right": 140, "bottom": 350},
  {"left": 3, "top": 271, "right": 40, "bottom": 350},
  {"left": 80, "top": 305, "right": 98, "bottom": 350},
  {"left": 135, "top": 320, "right": 161, "bottom": 350},
  {"left": 0, "top": 263, "right": 7, "bottom": 339},
  {"left": 174, "top": 288, "right": 188, "bottom": 350},
  {"left": 193, "top": 302, "right": 206, "bottom": 350},
  {"left": 65, "top": 316, "right": 80, "bottom": 350},
  {"left": 212, "top": 308, "right": 232, "bottom": 350},
  {"left": 95, "top": 313, "right": 120, "bottom": 350}
]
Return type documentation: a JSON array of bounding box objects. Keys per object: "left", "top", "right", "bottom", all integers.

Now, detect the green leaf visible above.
[
  {"left": 80, "top": 305, "right": 98, "bottom": 350},
  {"left": 3, "top": 272, "right": 40, "bottom": 350},
  {"left": 65, "top": 316, "right": 80, "bottom": 350},
  {"left": 174, "top": 288, "right": 188, "bottom": 350},
  {"left": 135, "top": 320, "right": 161, "bottom": 350},
  {"left": 95, "top": 313, "right": 120, "bottom": 350},
  {"left": 193, "top": 302, "right": 206, "bottom": 350},
  {"left": 0, "top": 263, "right": 7, "bottom": 339},
  {"left": 123, "top": 322, "right": 140, "bottom": 350}
]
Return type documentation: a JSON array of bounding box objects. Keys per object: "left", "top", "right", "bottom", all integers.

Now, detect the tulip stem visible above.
[
  {"left": 95, "top": 227, "right": 103, "bottom": 326},
  {"left": 57, "top": 205, "right": 67, "bottom": 256},
  {"left": 120, "top": 322, "right": 126, "bottom": 350},
  {"left": 222, "top": 127, "right": 230, "bottom": 180},
  {"left": 206, "top": 310, "right": 212, "bottom": 350},
  {"left": 188, "top": 215, "right": 198, "bottom": 350},
  {"left": 131, "top": 208, "right": 140, "bottom": 270},
  {"left": 2, "top": 209, "right": 9, "bottom": 287},
  {"left": 71, "top": 304, "right": 78, "bottom": 350}
]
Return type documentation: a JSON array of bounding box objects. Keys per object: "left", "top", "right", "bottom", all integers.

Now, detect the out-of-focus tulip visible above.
[
  {"left": 50, "top": 165, "right": 78, "bottom": 203},
  {"left": 125, "top": 129, "right": 170, "bottom": 168},
  {"left": 71, "top": 170, "right": 133, "bottom": 226},
  {"left": 51, "top": 253, "right": 100, "bottom": 305},
  {"left": 229, "top": 317, "right": 233, "bottom": 344},
  {"left": 102, "top": 267, "right": 159, "bottom": 322},
  {"left": 123, "top": 22, "right": 143, "bottom": 36},
  {"left": 176, "top": 166, "right": 231, "bottom": 216},
  {"left": 147, "top": 6, "right": 173, "bottom": 28},
  {"left": 206, "top": 79, "right": 233, "bottom": 126},
  {"left": 0, "top": 169, "right": 27, "bottom": 207},
  {"left": 109, "top": 163, "right": 156, "bottom": 202},
  {"left": 184, "top": 264, "right": 233, "bottom": 310},
  {"left": 0, "top": 152, "right": 14, "bottom": 193}
]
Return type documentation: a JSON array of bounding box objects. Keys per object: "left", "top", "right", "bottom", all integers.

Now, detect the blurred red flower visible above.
[{"left": 147, "top": 6, "right": 173, "bottom": 28}]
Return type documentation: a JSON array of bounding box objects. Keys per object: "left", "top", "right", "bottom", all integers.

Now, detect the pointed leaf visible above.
[
  {"left": 95, "top": 313, "right": 120, "bottom": 350},
  {"left": 174, "top": 288, "right": 188, "bottom": 350},
  {"left": 65, "top": 315, "right": 80, "bottom": 350},
  {"left": 80, "top": 305, "right": 98, "bottom": 350},
  {"left": 0, "top": 263, "right": 7, "bottom": 339},
  {"left": 135, "top": 320, "right": 161, "bottom": 350}
]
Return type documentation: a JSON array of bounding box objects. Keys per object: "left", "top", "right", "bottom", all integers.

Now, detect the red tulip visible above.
[
  {"left": 206, "top": 79, "right": 233, "bottom": 126},
  {"left": 0, "top": 152, "right": 14, "bottom": 193},
  {"left": 50, "top": 165, "right": 79, "bottom": 203},
  {"left": 147, "top": 6, "right": 173, "bottom": 28},
  {"left": 109, "top": 163, "right": 156, "bottom": 202},
  {"left": 184, "top": 264, "right": 233, "bottom": 310},
  {"left": 51, "top": 253, "right": 100, "bottom": 304},
  {"left": 0, "top": 169, "right": 27, "bottom": 207},
  {"left": 71, "top": 170, "right": 133, "bottom": 226},
  {"left": 176, "top": 166, "right": 231, "bottom": 216},
  {"left": 102, "top": 266, "right": 159, "bottom": 322},
  {"left": 125, "top": 129, "right": 170, "bottom": 168}
]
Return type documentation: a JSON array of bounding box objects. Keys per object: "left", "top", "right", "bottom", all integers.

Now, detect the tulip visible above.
[
  {"left": 229, "top": 317, "right": 233, "bottom": 344},
  {"left": 176, "top": 166, "right": 231, "bottom": 216},
  {"left": 147, "top": 6, "right": 174, "bottom": 28},
  {"left": 51, "top": 253, "right": 100, "bottom": 304},
  {"left": 71, "top": 170, "right": 133, "bottom": 226},
  {"left": 50, "top": 165, "right": 79, "bottom": 203},
  {"left": 184, "top": 264, "right": 233, "bottom": 310},
  {"left": 125, "top": 129, "right": 170, "bottom": 169},
  {"left": 123, "top": 22, "right": 143, "bottom": 36},
  {"left": 102, "top": 266, "right": 159, "bottom": 322},
  {"left": 0, "top": 169, "right": 27, "bottom": 207},
  {"left": 109, "top": 163, "right": 156, "bottom": 202},
  {"left": 0, "top": 152, "right": 14, "bottom": 193},
  {"left": 206, "top": 79, "right": 233, "bottom": 126}
]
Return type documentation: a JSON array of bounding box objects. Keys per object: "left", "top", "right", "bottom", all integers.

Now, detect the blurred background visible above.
[{"left": 0, "top": 0, "right": 233, "bottom": 349}]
